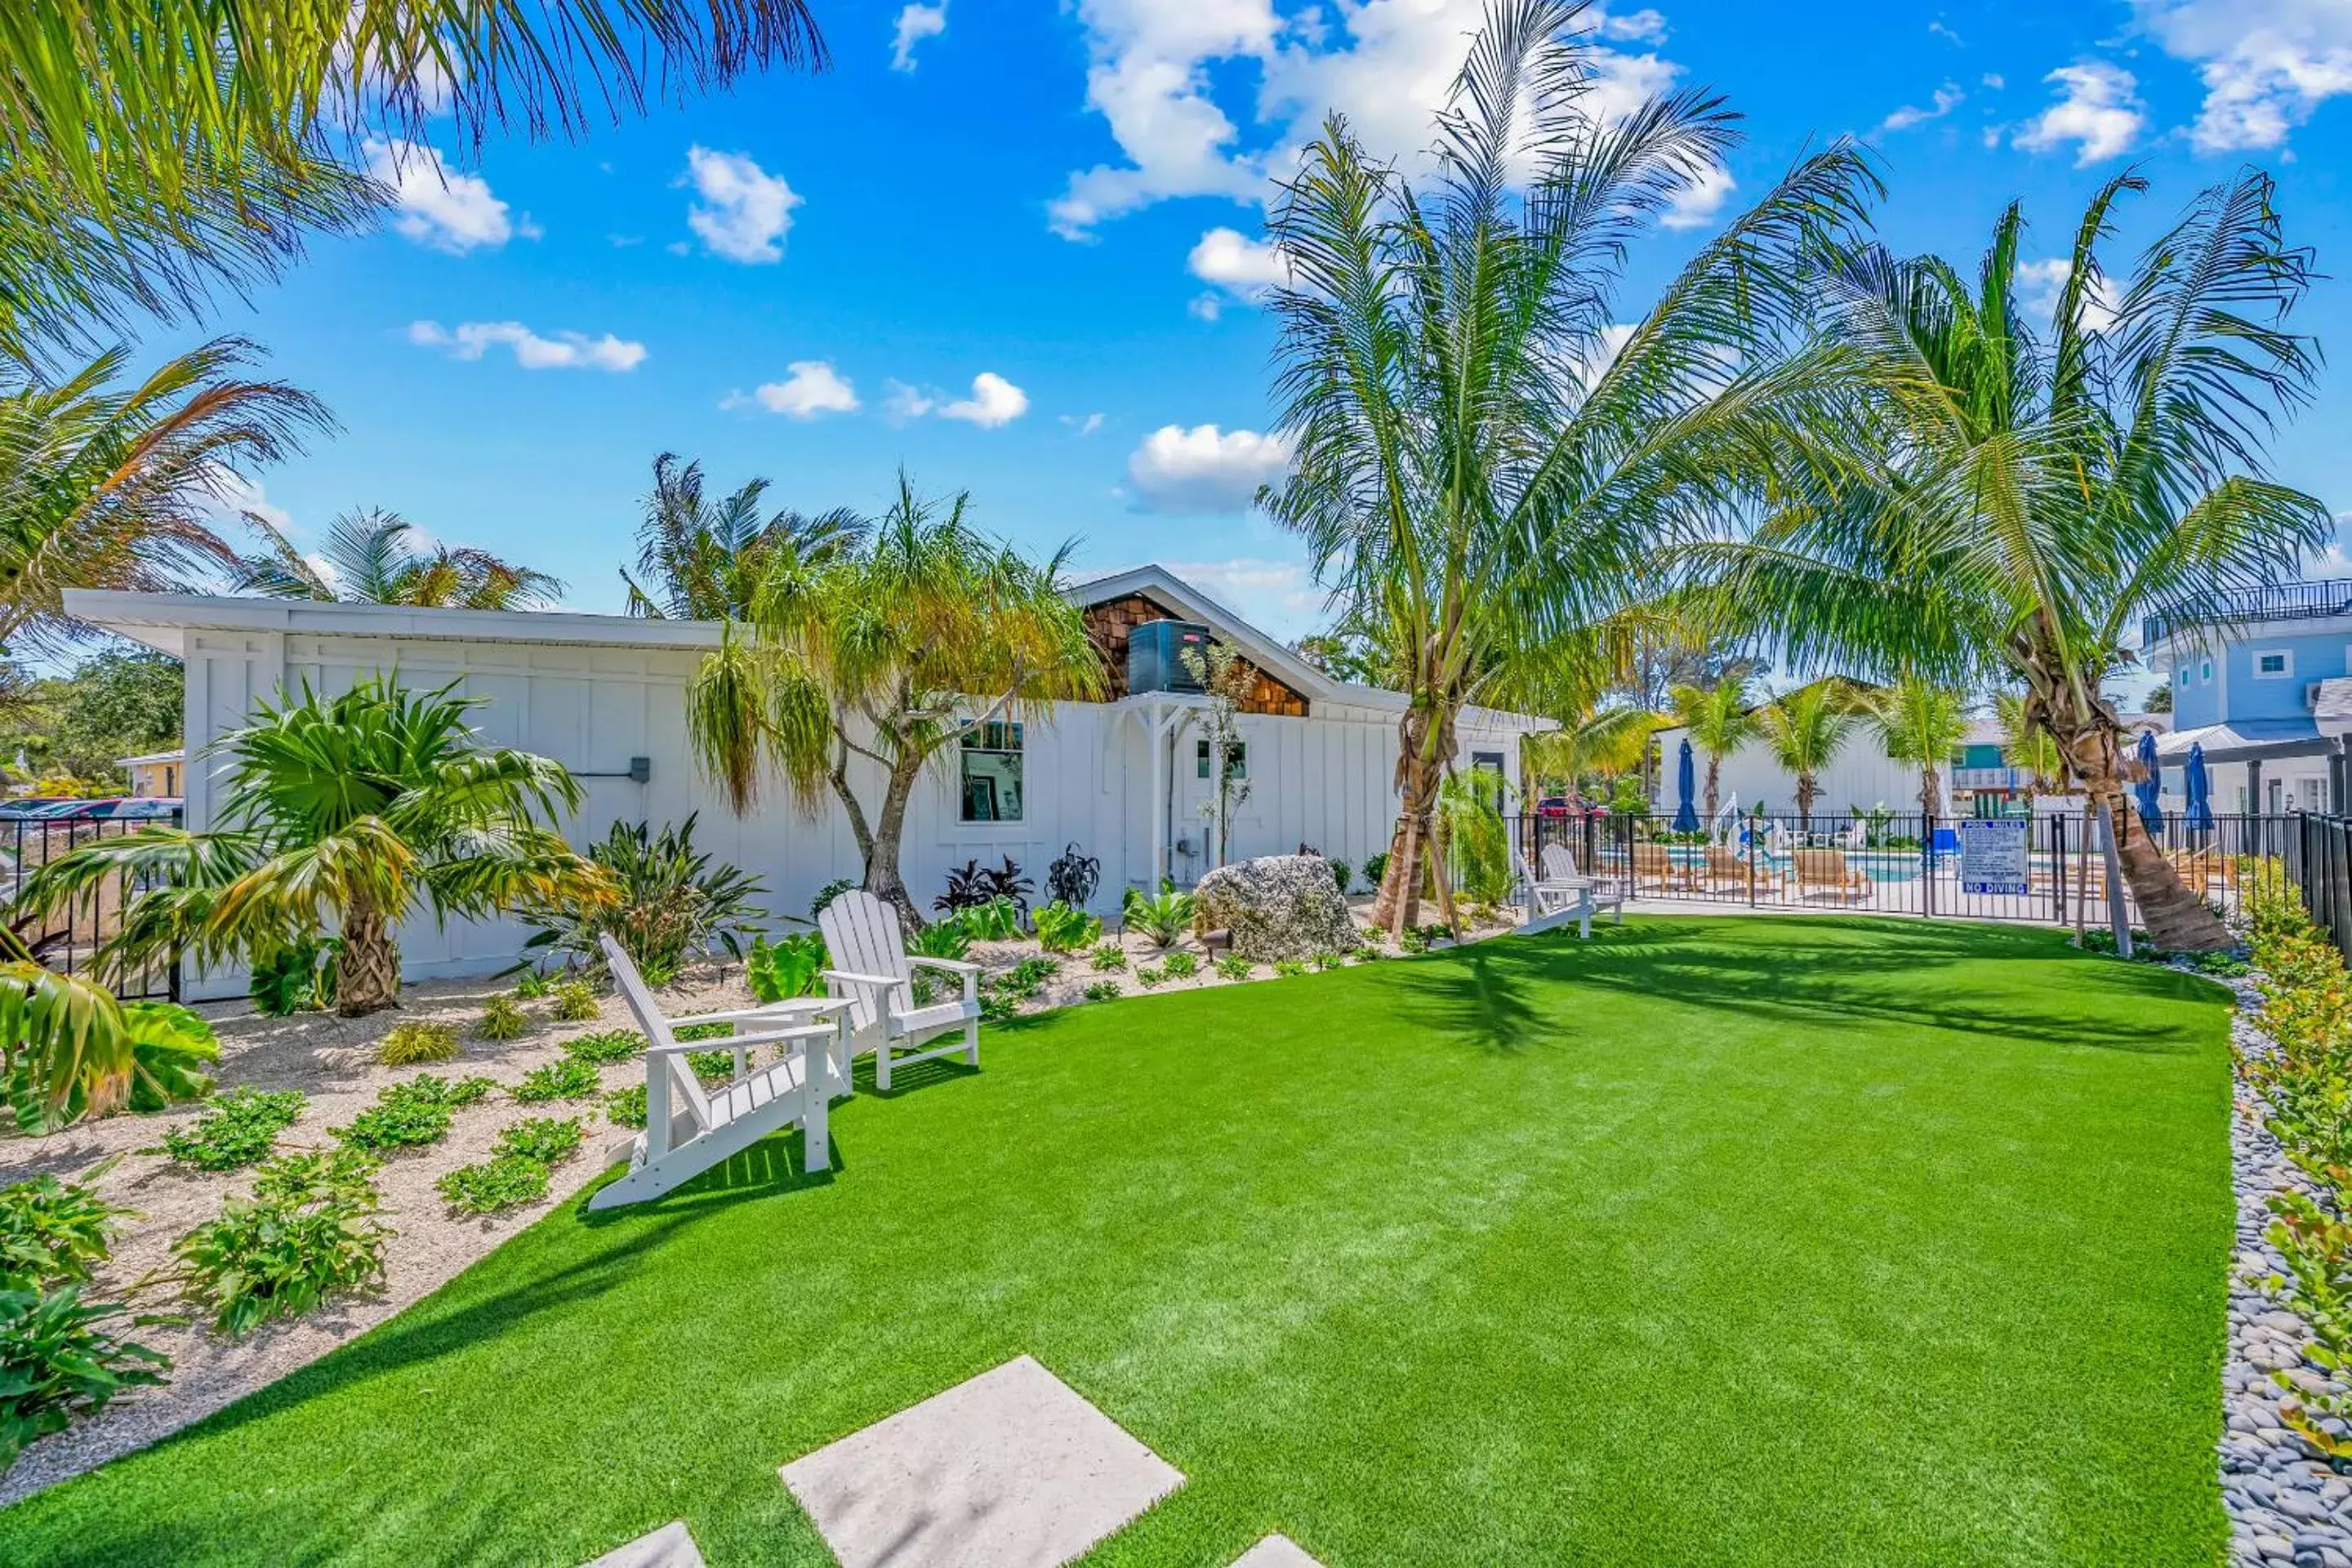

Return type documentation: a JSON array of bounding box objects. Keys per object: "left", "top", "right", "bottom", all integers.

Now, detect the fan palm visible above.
[
  {"left": 621, "top": 452, "right": 864, "bottom": 620},
  {"left": 685, "top": 479, "right": 1100, "bottom": 928},
  {"left": 1757, "top": 680, "right": 1860, "bottom": 828},
  {"left": 1260, "top": 0, "right": 1877, "bottom": 933},
  {"left": 1669, "top": 678, "right": 1759, "bottom": 822},
  {"left": 233, "top": 508, "right": 562, "bottom": 608},
  {"left": 0, "top": 339, "right": 331, "bottom": 657},
  {"left": 1862, "top": 675, "right": 1970, "bottom": 817},
  {"left": 21, "top": 675, "right": 608, "bottom": 1015},
  {"left": 0, "top": 2, "right": 825, "bottom": 360},
  {"left": 1697, "top": 172, "right": 2326, "bottom": 948}
]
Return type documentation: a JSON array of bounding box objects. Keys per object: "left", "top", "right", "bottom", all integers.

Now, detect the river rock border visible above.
[{"left": 2220, "top": 969, "right": 2352, "bottom": 1566}]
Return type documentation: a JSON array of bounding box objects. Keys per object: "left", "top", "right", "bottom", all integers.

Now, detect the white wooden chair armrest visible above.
[
  {"left": 905, "top": 956, "right": 981, "bottom": 975},
  {"left": 706, "top": 1022, "right": 839, "bottom": 1053},
  {"left": 825, "top": 969, "right": 905, "bottom": 989},
  {"left": 675, "top": 999, "right": 847, "bottom": 1028}
]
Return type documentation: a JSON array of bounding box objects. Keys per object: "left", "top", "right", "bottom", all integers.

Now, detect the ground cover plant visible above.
[
  {"left": 172, "top": 1149, "right": 387, "bottom": 1339},
  {"left": 512, "top": 1059, "right": 600, "bottom": 1104},
  {"left": 332, "top": 1075, "right": 492, "bottom": 1154},
  {"left": 565, "top": 1030, "right": 646, "bottom": 1065},
  {"left": 0, "top": 918, "right": 2234, "bottom": 1567},
  {"left": 550, "top": 981, "right": 601, "bottom": 1023},
  {"left": 158, "top": 1089, "right": 306, "bottom": 1172}
]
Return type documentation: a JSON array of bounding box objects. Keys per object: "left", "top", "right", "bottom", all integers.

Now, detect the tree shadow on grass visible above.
[{"left": 1392, "top": 915, "right": 2225, "bottom": 1058}]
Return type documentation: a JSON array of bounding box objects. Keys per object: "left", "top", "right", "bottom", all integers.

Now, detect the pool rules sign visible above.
[{"left": 1958, "top": 818, "right": 2030, "bottom": 896}]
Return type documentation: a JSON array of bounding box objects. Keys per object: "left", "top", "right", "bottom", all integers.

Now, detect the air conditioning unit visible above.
[{"left": 1128, "top": 619, "right": 1209, "bottom": 696}]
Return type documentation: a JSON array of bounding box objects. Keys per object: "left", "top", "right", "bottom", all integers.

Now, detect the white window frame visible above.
[
  {"left": 2200, "top": 658, "right": 2215, "bottom": 684},
  {"left": 2252, "top": 648, "right": 2294, "bottom": 680},
  {"left": 956, "top": 720, "right": 1025, "bottom": 824}
]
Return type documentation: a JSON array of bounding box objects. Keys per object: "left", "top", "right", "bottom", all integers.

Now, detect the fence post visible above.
[
  {"left": 1922, "top": 813, "right": 1935, "bottom": 919},
  {"left": 2052, "top": 813, "right": 2066, "bottom": 928}
]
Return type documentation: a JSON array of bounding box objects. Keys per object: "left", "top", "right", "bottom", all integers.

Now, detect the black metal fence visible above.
[
  {"left": 2290, "top": 814, "right": 2352, "bottom": 960},
  {"left": 1499, "top": 809, "right": 2296, "bottom": 930},
  {"left": 0, "top": 812, "right": 180, "bottom": 1000}
]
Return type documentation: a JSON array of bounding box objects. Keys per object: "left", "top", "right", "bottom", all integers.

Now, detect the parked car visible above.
[
  {"left": 1535, "top": 796, "right": 1572, "bottom": 817},
  {"left": 0, "top": 799, "right": 91, "bottom": 822},
  {"left": 0, "top": 796, "right": 180, "bottom": 825}
]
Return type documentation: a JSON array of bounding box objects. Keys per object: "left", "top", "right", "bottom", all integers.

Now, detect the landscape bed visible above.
[{"left": 0, "top": 915, "right": 2234, "bottom": 1566}]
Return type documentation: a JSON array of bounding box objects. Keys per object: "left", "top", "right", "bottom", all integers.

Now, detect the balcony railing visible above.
[
  {"left": 1951, "top": 766, "right": 2025, "bottom": 791},
  {"left": 2143, "top": 579, "right": 2352, "bottom": 648}
]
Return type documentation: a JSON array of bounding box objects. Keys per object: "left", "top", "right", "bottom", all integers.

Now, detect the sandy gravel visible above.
[{"left": 0, "top": 902, "right": 1517, "bottom": 1505}]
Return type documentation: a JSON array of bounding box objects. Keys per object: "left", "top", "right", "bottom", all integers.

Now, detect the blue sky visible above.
[{"left": 177, "top": 0, "right": 2352, "bottom": 642}]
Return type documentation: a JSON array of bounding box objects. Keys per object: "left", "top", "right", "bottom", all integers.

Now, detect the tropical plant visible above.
[
  {"left": 906, "top": 921, "right": 974, "bottom": 963},
  {"left": 938, "top": 858, "right": 1033, "bottom": 919},
  {"left": 1045, "top": 843, "right": 1102, "bottom": 910},
  {"left": 1756, "top": 682, "right": 1861, "bottom": 828},
  {"left": 1330, "top": 859, "right": 1352, "bottom": 896},
  {"left": 1120, "top": 888, "right": 1194, "bottom": 949},
  {"left": 1082, "top": 980, "right": 1122, "bottom": 1002},
  {"left": 1032, "top": 902, "right": 1102, "bottom": 955},
  {"left": 0, "top": 962, "right": 219, "bottom": 1134},
  {"left": 160, "top": 1087, "right": 307, "bottom": 1172},
  {"left": 512, "top": 1058, "right": 599, "bottom": 1103},
  {"left": 175, "top": 1148, "right": 387, "bottom": 1338},
  {"left": 0, "top": 1283, "right": 170, "bottom": 1472},
  {"left": 1261, "top": 0, "right": 1874, "bottom": 933},
  {"left": 1089, "top": 942, "right": 1125, "bottom": 972},
  {"left": 435, "top": 1155, "right": 550, "bottom": 1216},
  {"left": 1160, "top": 951, "right": 1198, "bottom": 980},
  {"left": 474, "top": 995, "right": 529, "bottom": 1042},
  {"left": 374, "top": 1019, "right": 458, "bottom": 1067},
  {"left": 1436, "top": 772, "right": 1514, "bottom": 908},
  {"left": 1361, "top": 853, "right": 1388, "bottom": 891},
  {"left": 1669, "top": 679, "right": 1759, "bottom": 823},
  {"left": 0, "top": 341, "right": 330, "bottom": 657},
  {"left": 1133, "top": 964, "right": 1166, "bottom": 989},
  {"left": 1699, "top": 172, "right": 2324, "bottom": 949},
  {"left": 1273, "top": 958, "right": 1310, "bottom": 978},
  {"left": 0, "top": 4, "right": 823, "bottom": 364},
  {"left": 746, "top": 933, "right": 827, "bottom": 1003},
  {"left": 523, "top": 813, "right": 765, "bottom": 986},
  {"left": 333, "top": 1072, "right": 489, "bottom": 1152},
  {"left": 604, "top": 1085, "right": 648, "bottom": 1129},
  {"left": 1993, "top": 692, "right": 2066, "bottom": 794},
  {"left": 24, "top": 675, "right": 607, "bottom": 1017},
  {"left": 0, "top": 1171, "right": 131, "bottom": 1291},
  {"left": 621, "top": 452, "right": 863, "bottom": 619},
  {"left": 496, "top": 1116, "right": 586, "bottom": 1167},
  {"left": 549, "top": 979, "right": 602, "bottom": 1022},
  {"left": 231, "top": 509, "right": 561, "bottom": 609},
  {"left": 1214, "top": 955, "right": 1253, "bottom": 981},
  {"left": 687, "top": 479, "right": 1102, "bottom": 926},
  {"left": 951, "top": 896, "right": 1023, "bottom": 942},
  {"left": 1862, "top": 675, "right": 1971, "bottom": 817},
  {"left": 565, "top": 1028, "right": 646, "bottom": 1065},
  {"left": 249, "top": 939, "right": 332, "bottom": 1016},
  {"left": 809, "top": 878, "right": 854, "bottom": 921}
]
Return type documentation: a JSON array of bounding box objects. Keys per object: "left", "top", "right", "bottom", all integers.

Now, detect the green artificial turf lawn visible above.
[{"left": 0, "top": 917, "right": 2234, "bottom": 1566}]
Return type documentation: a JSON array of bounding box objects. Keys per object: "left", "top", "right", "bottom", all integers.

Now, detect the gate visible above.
[{"left": 2, "top": 809, "right": 182, "bottom": 1000}]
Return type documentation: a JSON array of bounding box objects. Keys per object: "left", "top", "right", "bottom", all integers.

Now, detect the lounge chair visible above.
[
  {"left": 818, "top": 889, "right": 984, "bottom": 1091},
  {"left": 1631, "top": 841, "right": 1686, "bottom": 892},
  {"left": 1793, "top": 848, "right": 1872, "bottom": 902},
  {"left": 1699, "top": 843, "right": 1781, "bottom": 894},
  {"left": 587, "top": 935, "right": 850, "bottom": 1209},
  {"left": 1541, "top": 843, "right": 1626, "bottom": 922}
]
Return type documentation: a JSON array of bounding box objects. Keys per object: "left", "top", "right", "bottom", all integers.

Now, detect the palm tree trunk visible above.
[
  {"left": 1797, "top": 772, "right": 1817, "bottom": 831},
  {"left": 2087, "top": 769, "right": 2227, "bottom": 950},
  {"left": 335, "top": 901, "right": 401, "bottom": 1017},
  {"left": 1704, "top": 754, "right": 1721, "bottom": 824},
  {"left": 1371, "top": 706, "right": 1442, "bottom": 933},
  {"left": 1919, "top": 766, "right": 1940, "bottom": 820}
]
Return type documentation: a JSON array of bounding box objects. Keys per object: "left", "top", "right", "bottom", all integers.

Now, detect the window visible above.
[
  {"left": 1196, "top": 737, "right": 1247, "bottom": 780},
  {"left": 2200, "top": 659, "right": 2214, "bottom": 684},
  {"left": 959, "top": 722, "right": 1022, "bottom": 822},
  {"left": 2253, "top": 648, "right": 2293, "bottom": 679},
  {"left": 1472, "top": 751, "right": 1507, "bottom": 809},
  {"left": 2178, "top": 668, "right": 2189, "bottom": 686}
]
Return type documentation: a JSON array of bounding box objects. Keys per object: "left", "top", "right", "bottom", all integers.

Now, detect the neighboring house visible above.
[
  {"left": 2144, "top": 580, "right": 2352, "bottom": 816},
  {"left": 116, "top": 748, "right": 184, "bottom": 799},
  {"left": 65, "top": 567, "right": 1543, "bottom": 1000}
]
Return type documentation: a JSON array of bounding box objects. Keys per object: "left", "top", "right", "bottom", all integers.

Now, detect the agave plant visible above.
[
  {"left": 521, "top": 814, "right": 764, "bottom": 986},
  {"left": 22, "top": 675, "right": 610, "bottom": 1017}
]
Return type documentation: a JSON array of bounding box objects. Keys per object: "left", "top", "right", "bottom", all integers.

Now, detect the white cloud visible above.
[
  {"left": 2014, "top": 60, "right": 2145, "bottom": 164},
  {"left": 2015, "top": 258, "right": 2123, "bottom": 333},
  {"left": 198, "top": 466, "right": 295, "bottom": 534},
  {"left": 1659, "top": 163, "right": 1735, "bottom": 230},
  {"left": 731, "top": 361, "right": 860, "bottom": 417},
  {"left": 365, "top": 140, "right": 526, "bottom": 253},
  {"left": 2136, "top": 0, "right": 2352, "bottom": 151},
  {"left": 941, "top": 372, "right": 1030, "bottom": 427},
  {"left": 1879, "top": 82, "right": 1964, "bottom": 133},
  {"left": 1598, "top": 8, "right": 1668, "bottom": 44},
  {"left": 1928, "top": 20, "right": 1963, "bottom": 45},
  {"left": 1125, "top": 424, "right": 1293, "bottom": 513},
  {"left": 408, "top": 319, "right": 648, "bottom": 372},
  {"left": 681, "top": 146, "right": 801, "bottom": 265},
  {"left": 892, "top": 3, "right": 947, "bottom": 70},
  {"left": 883, "top": 381, "right": 935, "bottom": 420},
  {"left": 1062, "top": 412, "right": 1107, "bottom": 435},
  {"left": 1982, "top": 72, "right": 2006, "bottom": 90},
  {"left": 1188, "top": 226, "right": 1292, "bottom": 294}
]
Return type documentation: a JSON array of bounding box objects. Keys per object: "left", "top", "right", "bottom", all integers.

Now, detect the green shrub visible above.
[
  {"left": 1214, "top": 955, "right": 1252, "bottom": 981},
  {"left": 910, "top": 919, "right": 974, "bottom": 961},
  {"left": 1121, "top": 888, "right": 1195, "bottom": 948},
  {"left": 474, "top": 995, "right": 529, "bottom": 1042},
  {"left": 952, "top": 895, "right": 1023, "bottom": 942},
  {"left": 1273, "top": 958, "right": 1309, "bottom": 978},
  {"left": 1313, "top": 951, "right": 1347, "bottom": 970},
  {"left": 1135, "top": 964, "right": 1167, "bottom": 988},
  {"left": 159, "top": 1087, "right": 306, "bottom": 1172},
  {"left": 1033, "top": 901, "right": 1103, "bottom": 954},
  {"left": 519, "top": 814, "right": 764, "bottom": 988},
  {"left": 747, "top": 932, "right": 828, "bottom": 1002},
  {"left": 1089, "top": 942, "right": 1126, "bottom": 972},
  {"left": 175, "top": 1151, "right": 387, "bottom": 1338},
  {"left": 1161, "top": 951, "right": 1198, "bottom": 979},
  {"left": 375, "top": 1020, "right": 459, "bottom": 1067},
  {"left": 604, "top": 1085, "right": 648, "bottom": 1128},
  {"left": 1007, "top": 956, "right": 1058, "bottom": 988},
  {"left": 1400, "top": 930, "right": 1429, "bottom": 954},
  {"left": 110, "top": 1003, "right": 220, "bottom": 1117},
  {"left": 333, "top": 1073, "right": 492, "bottom": 1152},
  {"left": 810, "top": 876, "right": 855, "bottom": 921},
  {"left": 684, "top": 1048, "right": 741, "bottom": 1085},
  {"left": 1, "top": 1285, "right": 169, "bottom": 1471},
  {"left": 564, "top": 1028, "right": 646, "bottom": 1064},
  {"left": 1331, "top": 859, "right": 1352, "bottom": 896},
  {"left": 0, "top": 1171, "right": 131, "bottom": 1291},
  {"left": 248, "top": 941, "right": 328, "bottom": 1016},
  {"left": 1082, "top": 981, "right": 1121, "bottom": 1002},
  {"left": 436, "top": 1155, "right": 550, "bottom": 1216},
  {"left": 494, "top": 1116, "right": 584, "bottom": 1165},
  {"left": 977, "top": 992, "right": 1020, "bottom": 1023},
  {"left": 514, "top": 968, "right": 552, "bottom": 1000},
  {"left": 512, "top": 1058, "right": 600, "bottom": 1103},
  {"left": 550, "top": 980, "right": 602, "bottom": 1022},
  {"left": 2263, "top": 1192, "right": 2352, "bottom": 1461},
  {"left": 673, "top": 1019, "right": 734, "bottom": 1042},
  {"left": 1362, "top": 852, "right": 1388, "bottom": 889}
]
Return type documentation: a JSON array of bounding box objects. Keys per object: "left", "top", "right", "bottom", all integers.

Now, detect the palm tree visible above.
[
  {"left": 0, "top": 339, "right": 331, "bottom": 657},
  {"left": 621, "top": 453, "right": 863, "bottom": 620},
  {"left": 233, "top": 508, "right": 562, "bottom": 609},
  {"left": 1699, "top": 172, "right": 2325, "bottom": 949},
  {"left": 0, "top": 3, "right": 825, "bottom": 361},
  {"left": 685, "top": 479, "right": 1101, "bottom": 928},
  {"left": 1757, "top": 681, "right": 1860, "bottom": 828},
  {"left": 1994, "top": 691, "right": 2065, "bottom": 795},
  {"left": 1669, "top": 678, "right": 1759, "bottom": 822},
  {"left": 1260, "top": 0, "right": 1877, "bottom": 934},
  {"left": 1863, "top": 675, "right": 1970, "bottom": 817},
  {"left": 23, "top": 676, "right": 607, "bottom": 1015}
]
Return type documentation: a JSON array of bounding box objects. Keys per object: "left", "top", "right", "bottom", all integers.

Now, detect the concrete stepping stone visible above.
[
  {"left": 1229, "top": 1535, "right": 1326, "bottom": 1568},
  {"left": 583, "top": 1520, "right": 704, "bottom": 1568},
  {"left": 779, "top": 1353, "right": 1184, "bottom": 1568}
]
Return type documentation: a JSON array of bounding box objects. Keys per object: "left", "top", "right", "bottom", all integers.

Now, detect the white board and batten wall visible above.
[{"left": 72, "top": 575, "right": 1541, "bottom": 1000}]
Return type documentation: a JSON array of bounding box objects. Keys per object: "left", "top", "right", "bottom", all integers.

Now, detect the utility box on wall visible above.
[{"left": 1128, "top": 620, "right": 1210, "bottom": 697}]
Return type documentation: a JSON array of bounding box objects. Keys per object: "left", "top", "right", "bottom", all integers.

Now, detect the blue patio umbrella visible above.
[
  {"left": 2134, "top": 727, "right": 2166, "bottom": 835},
  {"left": 2185, "top": 741, "right": 2216, "bottom": 831},
  {"left": 1672, "top": 737, "right": 1700, "bottom": 833}
]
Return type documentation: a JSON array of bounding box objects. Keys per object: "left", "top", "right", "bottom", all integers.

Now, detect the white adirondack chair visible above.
[
  {"left": 1541, "top": 843, "right": 1625, "bottom": 924},
  {"left": 818, "top": 889, "right": 982, "bottom": 1091},
  {"left": 586, "top": 936, "right": 851, "bottom": 1210}
]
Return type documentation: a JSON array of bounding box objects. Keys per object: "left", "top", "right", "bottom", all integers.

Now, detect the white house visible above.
[{"left": 65, "top": 566, "right": 1544, "bottom": 1000}]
